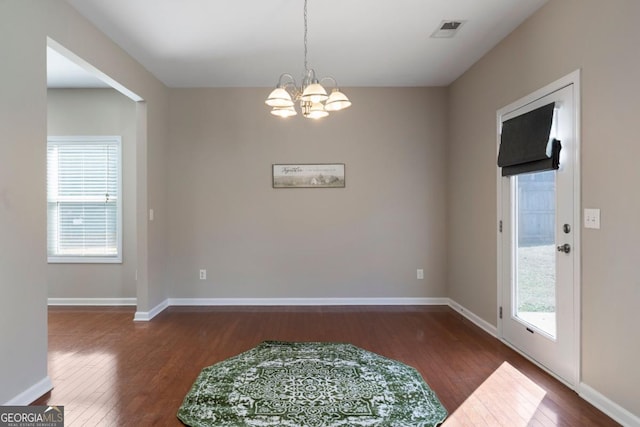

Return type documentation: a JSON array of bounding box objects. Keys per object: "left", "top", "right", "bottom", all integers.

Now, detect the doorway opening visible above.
[{"left": 46, "top": 38, "right": 146, "bottom": 312}]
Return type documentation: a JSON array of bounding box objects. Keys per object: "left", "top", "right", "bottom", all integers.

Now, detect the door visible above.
[{"left": 498, "top": 77, "right": 580, "bottom": 387}]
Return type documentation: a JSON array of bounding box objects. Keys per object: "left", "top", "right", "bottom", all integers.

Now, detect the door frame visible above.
[{"left": 496, "top": 69, "right": 581, "bottom": 388}]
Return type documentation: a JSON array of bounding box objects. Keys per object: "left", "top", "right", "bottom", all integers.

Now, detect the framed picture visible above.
[{"left": 272, "top": 164, "right": 345, "bottom": 188}]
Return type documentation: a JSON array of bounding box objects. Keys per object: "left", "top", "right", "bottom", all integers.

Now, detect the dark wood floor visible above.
[{"left": 34, "top": 305, "right": 618, "bottom": 426}]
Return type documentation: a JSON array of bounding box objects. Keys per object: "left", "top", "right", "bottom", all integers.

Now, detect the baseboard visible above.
[
  {"left": 134, "top": 298, "right": 169, "bottom": 321},
  {"left": 133, "top": 297, "right": 447, "bottom": 321},
  {"left": 167, "top": 297, "right": 449, "bottom": 306},
  {"left": 4, "top": 376, "right": 53, "bottom": 405},
  {"left": 579, "top": 383, "right": 640, "bottom": 426},
  {"left": 48, "top": 297, "right": 137, "bottom": 306},
  {"left": 447, "top": 298, "right": 498, "bottom": 337}
]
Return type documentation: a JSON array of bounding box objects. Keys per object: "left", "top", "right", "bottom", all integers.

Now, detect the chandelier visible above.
[{"left": 265, "top": 0, "right": 351, "bottom": 119}]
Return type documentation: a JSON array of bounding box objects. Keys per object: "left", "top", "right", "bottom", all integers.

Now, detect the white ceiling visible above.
[{"left": 55, "top": 0, "right": 548, "bottom": 88}]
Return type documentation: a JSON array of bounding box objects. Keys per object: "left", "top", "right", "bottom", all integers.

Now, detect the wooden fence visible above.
[{"left": 517, "top": 172, "right": 555, "bottom": 246}]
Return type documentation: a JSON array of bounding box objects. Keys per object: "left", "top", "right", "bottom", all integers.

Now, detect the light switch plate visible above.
[{"left": 584, "top": 208, "right": 600, "bottom": 229}]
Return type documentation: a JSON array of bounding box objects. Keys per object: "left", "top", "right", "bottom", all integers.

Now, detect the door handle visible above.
[{"left": 557, "top": 243, "right": 571, "bottom": 254}]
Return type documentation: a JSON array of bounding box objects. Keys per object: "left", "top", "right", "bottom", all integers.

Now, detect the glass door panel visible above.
[{"left": 514, "top": 170, "right": 556, "bottom": 338}]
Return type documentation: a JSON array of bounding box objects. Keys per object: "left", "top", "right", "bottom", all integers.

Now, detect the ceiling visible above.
[{"left": 53, "top": 0, "right": 548, "bottom": 88}]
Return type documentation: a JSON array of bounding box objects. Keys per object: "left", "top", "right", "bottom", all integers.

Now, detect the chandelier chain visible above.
[{"left": 303, "top": 0, "right": 308, "bottom": 72}]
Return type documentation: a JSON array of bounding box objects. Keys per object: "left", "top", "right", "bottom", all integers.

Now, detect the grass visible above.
[{"left": 517, "top": 244, "right": 556, "bottom": 313}]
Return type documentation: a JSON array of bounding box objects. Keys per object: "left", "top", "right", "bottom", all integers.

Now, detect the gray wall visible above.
[
  {"left": 167, "top": 87, "right": 448, "bottom": 299},
  {"left": 447, "top": 0, "right": 640, "bottom": 416},
  {"left": 47, "top": 89, "right": 137, "bottom": 299},
  {"left": 0, "top": 0, "right": 169, "bottom": 404}
]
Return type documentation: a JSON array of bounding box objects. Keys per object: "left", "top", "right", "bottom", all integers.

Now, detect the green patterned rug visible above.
[{"left": 177, "top": 341, "right": 447, "bottom": 427}]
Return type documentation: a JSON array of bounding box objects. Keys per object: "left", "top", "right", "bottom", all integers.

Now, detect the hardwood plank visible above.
[{"left": 33, "top": 306, "right": 619, "bottom": 426}]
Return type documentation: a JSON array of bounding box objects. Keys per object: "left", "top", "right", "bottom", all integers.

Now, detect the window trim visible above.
[{"left": 47, "top": 135, "right": 123, "bottom": 264}]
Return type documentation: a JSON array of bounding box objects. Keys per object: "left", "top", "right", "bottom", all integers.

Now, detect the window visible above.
[{"left": 47, "top": 136, "right": 122, "bottom": 263}]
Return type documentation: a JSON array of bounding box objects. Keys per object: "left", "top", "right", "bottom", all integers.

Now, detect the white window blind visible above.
[{"left": 47, "top": 136, "right": 122, "bottom": 263}]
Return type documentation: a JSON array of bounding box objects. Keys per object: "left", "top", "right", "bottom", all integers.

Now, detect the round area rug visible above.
[{"left": 177, "top": 341, "right": 447, "bottom": 427}]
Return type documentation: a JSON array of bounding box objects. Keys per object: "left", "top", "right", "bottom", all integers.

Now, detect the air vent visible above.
[{"left": 430, "top": 20, "right": 466, "bottom": 38}]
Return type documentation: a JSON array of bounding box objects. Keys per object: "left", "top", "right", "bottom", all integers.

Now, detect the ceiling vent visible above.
[{"left": 430, "top": 20, "right": 466, "bottom": 38}]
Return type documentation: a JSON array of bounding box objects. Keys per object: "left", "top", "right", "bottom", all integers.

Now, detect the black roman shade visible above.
[{"left": 498, "top": 102, "right": 561, "bottom": 177}]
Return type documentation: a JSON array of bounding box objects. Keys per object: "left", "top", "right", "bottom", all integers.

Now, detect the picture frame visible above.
[{"left": 272, "top": 163, "right": 345, "bottom": 188}]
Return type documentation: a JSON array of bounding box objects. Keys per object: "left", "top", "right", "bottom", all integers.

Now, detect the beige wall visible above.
[
  {"left": 167, "top": 87, "right": 448, "bottom": 299},
  {"left": 0, "top": 1, "right": 48, "bottom": 405},
  {"left": 0, "top": 0, "right": 169, "bottom": 404},
  {"left": 447, "top": 0, "right": 640, "bottom": 416},
  {"left": 47, "top": 89, "right": 137, "bottom": 299}
]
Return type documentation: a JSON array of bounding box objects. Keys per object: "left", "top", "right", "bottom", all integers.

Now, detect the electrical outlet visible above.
[
  {"left": 417, "top": 269, "right": 424, "bottom": 280},
  {"left": 199, "top": 269, "right": 206, "bottom": 280}
]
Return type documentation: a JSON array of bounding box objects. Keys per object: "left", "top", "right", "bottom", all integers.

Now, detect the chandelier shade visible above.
[
  {"left": 304, "top": 102, "right": 329, "bottom": 119},
  {"left": 324, "top": 89, "right": 352, "bottom": 112},
  {"left": 270, "top": 105, "right": 298, "bottom": 118},
  {"left": 300, "top": 83, "right": 329, "bottom": 103},
  {"left": 265, "top": 0, "right": 351, "bottom": 119},
  {"left": 265, "top": 88, "right": 294, "bottom": 108}
]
